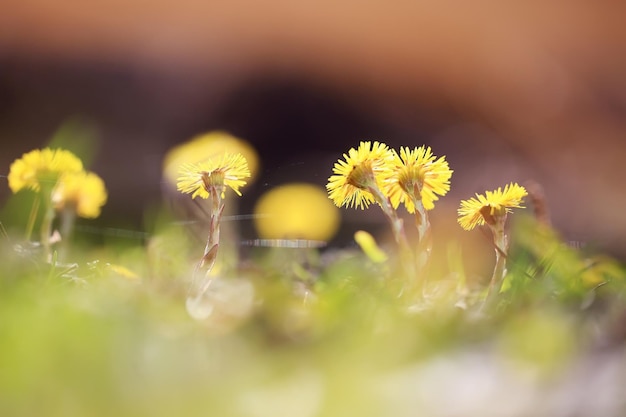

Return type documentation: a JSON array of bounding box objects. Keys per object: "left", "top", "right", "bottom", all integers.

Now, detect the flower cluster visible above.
[
  {"left": 326, "top": 141, "right": 452, "bottom": 213},
  {"left": 8, "top": 148, "right": 108, "bottom": 219},
  {"left": 326, "top": 141, "right": 530, "bottom": 305},
  {"left": 326, "top": 141, "right": 453, "bottom": 288},
  {"left": 6, "top": 147, "right": 108, "bottom": 260}
]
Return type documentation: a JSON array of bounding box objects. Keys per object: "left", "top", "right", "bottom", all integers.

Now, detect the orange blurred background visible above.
[{"left": 1, "top": 1, "right": 626, "bottom": 256}]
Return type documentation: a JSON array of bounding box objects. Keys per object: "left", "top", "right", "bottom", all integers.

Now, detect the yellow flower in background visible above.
[
  {"left": 354, "top": 230, "right": 388, "bottom": 263},
  {"left": 382, "top": 146, "right": 452, "bottom": 212},
  {"left": 8, "top": 148, "right": 84, "bottom": 193},
  {"left": 106, "top": 263, "right": 139, "bottom": 280},
  {"left": 457, "top": 183, "right": 528, "bottom": 231},
  {"left": 163, "top": 131, "right": 259, "bottom": 186},
  {"left": 326, "top": 141, "right": 393, "bottom": 209},
  {"left": 177, "top": 152, "right": 250, "bottom": 199},
  {"left": 254, "top": 183, "right": 340, "bottom": 241},
  {"left": 52, "top": 171, "right": 108, "bottom": 218}
]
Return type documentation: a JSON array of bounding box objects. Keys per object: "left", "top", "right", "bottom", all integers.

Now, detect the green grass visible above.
[{"left": 1, "top": 210, "right": 625, "bottom": 416}]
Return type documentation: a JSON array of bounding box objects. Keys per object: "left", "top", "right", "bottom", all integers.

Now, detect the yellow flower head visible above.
[
  {"left": 326, "top": 141, "right": 393, "bottom": 209},
  {"left": 177, "top": 152, "right": 250, "bottom": 199},
  {"left": 457, "top": 183, "right": 528, "bottom": 231},
  {"left": 163, "top": 131, "right": 259, "bottom": 186},
  {"left": 8, "top": 148, "right": 84, "bottom": 193},
  {"left": 52, "top": 171, "right": 108, "bottom": 218},
  {"left": 254, "top": 183, "right": 340, "bottom": 241},
  {"left": 382, "top": 146, "right": 452, "bottom": 212}
]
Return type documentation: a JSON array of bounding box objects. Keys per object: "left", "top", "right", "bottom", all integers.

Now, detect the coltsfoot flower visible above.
[
  {"left": 254, "top": 183, "right": 340, "bottom": 242},
  {"left": 457, "top": 183, "right": 528, "bottom": 231},
  {"left": 382, "top": 146, "right": 452, "bottom": 212},
  {"left": 326, "top": 141, "right": 393, "bottom": 209},
  {"left": 8, "top": 148, "right": 84, "bottom": 193},
  {"left": 177, "top": 153, "right": 250, "bottom": 199},
  {"left": 163, "top": 131, "right": 259, "bottom": 186},
  {"left": 52, "top": 171, "right": 108, "bottom": 218}
]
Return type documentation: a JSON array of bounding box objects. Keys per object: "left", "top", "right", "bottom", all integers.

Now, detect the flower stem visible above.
[
  {"left": 367, "top": 185, "right": 416, "bottom": 288},
  {"left": 484, "top": 217, "right": 508, "bottom": 308},
  {"left": 413, "top": 199, "right": 432, "bottom": 272},
  {"left": 25, "top": 196, "right": 40, "bottom": 242},
  {"left": 58, "top": 208, "right": 76, "bottom": 262},
  {"left": 40, "top": 196, "right": 55, "bottom": 262},
  {"left": 368, "top": 186, "right": 409, "bottom": 250},
  {"left": 192, "top": 186, "right": 225, "bottom": 295}
]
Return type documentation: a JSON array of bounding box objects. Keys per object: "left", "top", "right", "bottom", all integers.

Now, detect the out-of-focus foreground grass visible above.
[{"left": 1, "top": 208, "right": 626, "bottom": 416}]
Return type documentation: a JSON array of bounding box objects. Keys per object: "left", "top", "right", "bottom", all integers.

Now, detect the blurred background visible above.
[{"left": 1, "top": 1, "right": 626, "bottom": 256}]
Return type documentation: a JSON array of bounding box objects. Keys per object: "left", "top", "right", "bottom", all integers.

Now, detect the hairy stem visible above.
[
  {"left": 484, "top": 217, "right": 508, "bottom": 308},
  {"left": 367, "top": 185, "right": 416, "bottom": 290},
  {"left": 191, "top": 186, "right": 225, "bottom": 296},
  {"left": 58, "top": 208, "right": 76, "bottom": 262},
  {"left": 26, "top": 196, "right": 40, "bottom": 242},
  {"left": 368, "top": 185, "right": 409, "bottom": 250},
  {"left": 413, "top": 199, "right": 432, "bottom": 272},
  {"left": 39, "top": 187, "right": 56, "bottom": 262}
]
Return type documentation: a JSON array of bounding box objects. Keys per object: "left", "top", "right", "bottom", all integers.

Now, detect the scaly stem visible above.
[
  {"left": 58, "top": 207, "right": 76, "bottom": 262},
  {"left": 41, "top": 204, "right": 54, "bottom": 261},
  {"left": 367, "top": 185, "right": 416, "bottom": 287},
  {"left": 483, "top": 216, "right": 508, "bottom": 308},
  {"left": 192, "top": 186, "right": 225, "bottom": 296},
  {"left": 201, "top": 187, "right": 223, "bottom": 268},
  {"left": 413, "top": 199, "right": 432, "bottom": 273},
  {"left": 40, "top": 188, "right": 55, "bottom": 262},
  {"left": 26, "top": 196, "right": 40, "bottom": 241},
  {"left": 367, "top": 186, "right": 409, "bottom": 251}
]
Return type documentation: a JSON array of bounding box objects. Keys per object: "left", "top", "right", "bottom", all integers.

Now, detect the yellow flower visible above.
[
  {"left": 354, "top": 230, "right": 388, "bottom": 263},
  {"left": 457, "top": 183, "right": 528, "bottom": 231},
  {"left": 52, "top": 171, "right": 108, "bottom": 218},
  {"left": 177, "top": 152, "right": 250, "bottom": 199},
  {"left": 8, "top": 148, "right": 84, "bottom": 193},
  {"left": 163, "top": 131, "right": 259, "bottom": 186},
  {"left": 253, "top": 183, "right": 340, "bottom": 241},
  {"left": 326, "top": 141, "right": 393, "bottom": 209},
  {"left": 382, "top": 146, "right": 452, "bottom": 212}
]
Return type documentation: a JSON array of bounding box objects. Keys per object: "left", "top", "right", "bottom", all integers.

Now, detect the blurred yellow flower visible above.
[
  {"left": 254, "top": 183, "right": 340, "bottom": 241},
  {"left": 326, "top": 141, "right": 393, "bottom": 209},
  {"left": 457, "top": 183, "right": 528, "bottom": 231},
  {"left": 382, "top": 146, "right": 452, "bottom": 212},
  {"left": 8, "top": 148, "right": 84, "bottom": 193},
  {"left": 354, "top": 230, "right": 388, "bottom": 263},
  {"left": 106, "top": 263, "right": 139, "bottom": 280},
  {"left": 163, "top": 131, "right": 259, "bottom": 186},
  {"left": 52, "top": 171, "right": 108, "bottom": 218},
  {"left": 177, "top": 152, "right": 250, "bottom": 199}
]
